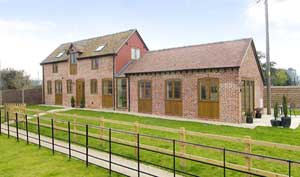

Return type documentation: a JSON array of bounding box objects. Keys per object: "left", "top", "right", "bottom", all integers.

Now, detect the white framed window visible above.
[{"left": 131, "top": 48, "right": 141, "bottom": 60}]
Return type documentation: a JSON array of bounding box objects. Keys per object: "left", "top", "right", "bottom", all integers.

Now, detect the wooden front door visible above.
[
  {"left": 76, "top": 79, "right": 85, "bottom": 106},
  {"left": 55, "top": 80, "right": 62, "bottom": 105},
  {"left": 198, "top": 78, "right": 219, "bottom": 119},
  {"left": 102, "top": 79, "right": 113, "bottom": 108},
  {"left": 138, "top": 80, "right": 152, "bottom": 113},
  {"left": 165, "top": 80, "right": 182, "bottom": 116}
]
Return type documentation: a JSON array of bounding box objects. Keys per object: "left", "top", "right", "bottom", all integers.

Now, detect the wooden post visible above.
[
  {"left": 73, "top": 114, "right": 77, "bottom": 142},
  {"left": 134, "top": 121, "right": 139, "bottom": 156},
  {"left": 244, "top": 136, "right": 252, "bottom": 176},
  {"left": 179, "top": 127, "right": 186, "bottom": 168},
  {"left": 99, "top": 117, "right": 105, "bottom": 146}
]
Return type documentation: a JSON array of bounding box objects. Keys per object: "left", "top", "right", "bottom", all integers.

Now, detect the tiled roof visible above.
[
  {"left": 124, "top": 38, "right": 253, "bottom": 74},
  {"left": 41, "top": 29, "right": 137, "bottom": 64}
]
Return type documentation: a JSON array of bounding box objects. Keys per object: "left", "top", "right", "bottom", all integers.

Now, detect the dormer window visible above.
[
  {"left": 70, "top": 53, "right": 77, "bottom": 64},
  {"left": 95, "top": 45, "right": 105, "bottom": 52},
  {"left": 131, "top": 48, "right": 140, "bottom": 60}
]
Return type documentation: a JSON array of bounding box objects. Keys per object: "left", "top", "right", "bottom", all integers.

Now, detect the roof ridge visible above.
[
  {"left": 147, "top": 37, "right": 253, "bottom": 54},
  {"left": 63, "top": 29, "right": 136, "bottom": 45}
]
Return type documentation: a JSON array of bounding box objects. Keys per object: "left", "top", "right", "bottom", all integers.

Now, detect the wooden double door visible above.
[
  {"left": 55, "top": 80, "right": 63, "bottom": 105},
  {"left": 198, "top": 78, "right": 219, "bottom": 119}
]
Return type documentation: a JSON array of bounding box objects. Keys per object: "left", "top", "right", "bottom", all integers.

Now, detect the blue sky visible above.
[{"left": 0, "top": 0, "right": 299, "bottom": 79}]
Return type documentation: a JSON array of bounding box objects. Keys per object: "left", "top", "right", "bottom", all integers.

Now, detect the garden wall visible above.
[
  {"left": 264, "top": 86, "right": 300, "bottom": 108},
  {"left": 0, "top": 88, "right": 42, "bottom": 105}
]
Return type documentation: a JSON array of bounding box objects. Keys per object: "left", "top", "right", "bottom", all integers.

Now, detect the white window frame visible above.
[{"left": 131, "top": 48, "right": 141, "bottom": 60}]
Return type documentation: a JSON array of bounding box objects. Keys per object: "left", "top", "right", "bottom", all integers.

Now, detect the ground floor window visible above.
[
  {"left": 166, "top": 80, "right": 181, "bottom": 100},
  {"left": 67, "top": 80, "right": 72, "bottom": 94},
  {"left": 199, "top": 78, "right": 219, "bottom": 102},
  {"left": 242, "top": 80, "right": 254, "bottom": 113},
  {"left": 139, "top": 80, "right": 152, "bottom": 99},
  {"left": 90, "top": 79, "right": 98, "bottom": 94},
  {"left": 117, "top": 78, "right": 127, "bottom": 108},
  {"left": 103, "top": 79, "right": 113, "bottom": 96},
  {"left": 47, "top": 81, "right": 52, "bottom": 95}
]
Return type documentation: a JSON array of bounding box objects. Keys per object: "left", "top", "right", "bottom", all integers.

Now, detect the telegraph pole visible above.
[{"left": 264, "top": 0, "right": 271, "bottom": 115}]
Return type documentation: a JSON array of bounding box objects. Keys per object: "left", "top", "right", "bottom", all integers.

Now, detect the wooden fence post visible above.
[
  {"left": 244, "top": 136, "right": 252, "bottom": 176},
  {"left": 134, "top": 121, "right": 140, "bottom": 156},
  {"left": 99, "top": 117, "right": 105, "bottom": 146},
  {"left": 180, "top": 127, "right": 186, "bottom": 168},
  {"left": 73, "top": 114, "right": 77, "bottom": 142}
]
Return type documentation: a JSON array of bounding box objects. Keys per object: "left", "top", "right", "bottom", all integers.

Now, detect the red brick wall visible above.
[
  {"left": 115, "top": 32, "right": 148, "bottom": 73},
  {"left": 43, "top": 56, "right": 113, "bottom": 108},
  {"left": 239, "top": 44, "right": 264, "bottom": 115},
  {"left": 128, "top": 69, "right": 241, "bottom": 123}
]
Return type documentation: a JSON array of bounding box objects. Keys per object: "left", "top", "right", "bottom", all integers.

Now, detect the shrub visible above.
[
  {"left": 80, "top": 97, "right": 85, "bottom": 108},
  {"left": 274, "top": 102, "right": 279, "bottom": 120},
  {"left": 71, "top": 96, "right": 75, "bottom": 107},
  {"left": 282, "top": 95, "right": 288, "bottom": 117}
]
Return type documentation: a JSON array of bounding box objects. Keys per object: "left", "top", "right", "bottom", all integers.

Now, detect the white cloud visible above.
[
  {"left": 0, "top": 19, "right": 57, "bottom": 80},
  {"left": 245, "top": 0, "right": 300, "bottom": 73}
]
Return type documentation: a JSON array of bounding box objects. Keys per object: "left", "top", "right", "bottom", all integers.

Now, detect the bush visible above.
[
  {"left": 80, "top": 97, "right": 85, "bottom": 108},
  {"left": 282, "top": 95, "right": 288, "bottom": 117},
  {"left": 71, "top": 96, "right": 75, "bottom": 107},
  {"left": 274, "top": 102, "right": 279, "bottom": 120}
]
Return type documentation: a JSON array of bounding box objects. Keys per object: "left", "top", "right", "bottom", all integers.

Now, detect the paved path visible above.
[{"left": 0, "top": 123, "right": 181, "bottom": 177}]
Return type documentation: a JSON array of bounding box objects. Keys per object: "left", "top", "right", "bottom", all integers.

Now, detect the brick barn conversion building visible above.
[{"left": 41, "top": 29, "right": 264, "bottom": 123}]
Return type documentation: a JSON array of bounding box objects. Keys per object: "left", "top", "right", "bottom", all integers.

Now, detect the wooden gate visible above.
[
  {"left": 138, "top": 80, "right": 152, "bottom": 113},
  {"left": 102, "top": 79, "right": 113, "bottom": 108},
  {"left": 198, "top": 78, "right": 219, "bottom": 119},
  {"left": 76, "top": 79, "right": 85, "bottom": 106},
  {"left": 55, "top": 80, "right": 63, "bottom": 105}
]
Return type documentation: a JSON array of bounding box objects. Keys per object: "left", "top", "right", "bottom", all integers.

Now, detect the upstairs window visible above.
[
  {"left": 131, "top": 48, "right": 141, "bottom": 60},
  {"left": 56, "top": 51, "right": 64, "bottom": 58},
  {"left": 52, "top": 63, "right": 58, "bottom": 73},
  {"left": 70, "top": 53, "right": 77, "bottom": 64},
  {"left": 91, "top": 58, "right": 99, "bottom": 70},
  {"left": 90, "top": 79, "right": 98, "bottom": 94},
  {"left": 95, "top": 45, "right": 105, "bottom": 52}
]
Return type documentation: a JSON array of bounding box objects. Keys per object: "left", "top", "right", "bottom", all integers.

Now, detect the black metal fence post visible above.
[
  {"left": 51, "top": 119, "right": 54, "bottom": 155},
  {"left": 37, "top": 116, "right": 41, "bottom": 148},
  {"left": 86, "top": 124, "right": 89, "bottom": 167},
  {"left": 137, "top": 133, "right": 140, "bottom": 177},
  {"left": 288, "top": 160, "right": 291, "bottom": 177},
  {"left": 7, "top": 112, "right": 9, "bottom": 138},
  {"left": 25, "top": 114, "right": 29, "bottom": 144},
  {"left": 15, "top": 113, "right": 19, "bottom": 141},
  {"left": 173, "top": 139, "right": 176, "bottom": 177},
  {"left": 68, "top": 121, "right": 71, "bottom": 159},
  {"left": 223, "top": 148, "right": 226, "bottom": 177},
  {"left": 109, "top": 128, "right": 112, "bottom": 175}
]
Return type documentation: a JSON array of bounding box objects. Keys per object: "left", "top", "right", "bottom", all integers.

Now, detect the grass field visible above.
[
  {"left": 18, "top": 107, "right": 300, "bottom": 177},
  {"left": 0, "top": 135, "right": 123, "bottom": 177}
]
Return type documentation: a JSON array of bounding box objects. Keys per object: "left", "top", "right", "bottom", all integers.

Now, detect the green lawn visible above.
[
  {"left": 26, "top": 105, "right": 64, "bottom": 116},
  {"left": 5, "top": 105, "right": 298, "bottom": 176},
  {"left": 0, "top": 135, "right": 123, "bottom": 177},
  {"left": 14, "top": 108, "right": 299, "bottom": 177}
]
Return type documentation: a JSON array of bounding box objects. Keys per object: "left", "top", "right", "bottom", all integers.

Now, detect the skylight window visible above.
[
  {"left": 95, "top": 45, "right": 105, "bottom": 52},
  {"left": 56, "top": 51, "right": 64, "bottom": 58}
]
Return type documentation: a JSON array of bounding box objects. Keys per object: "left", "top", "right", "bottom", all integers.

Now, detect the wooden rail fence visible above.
[{"left": 23, "top": 108, "right": 300, "bottom": 176}]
